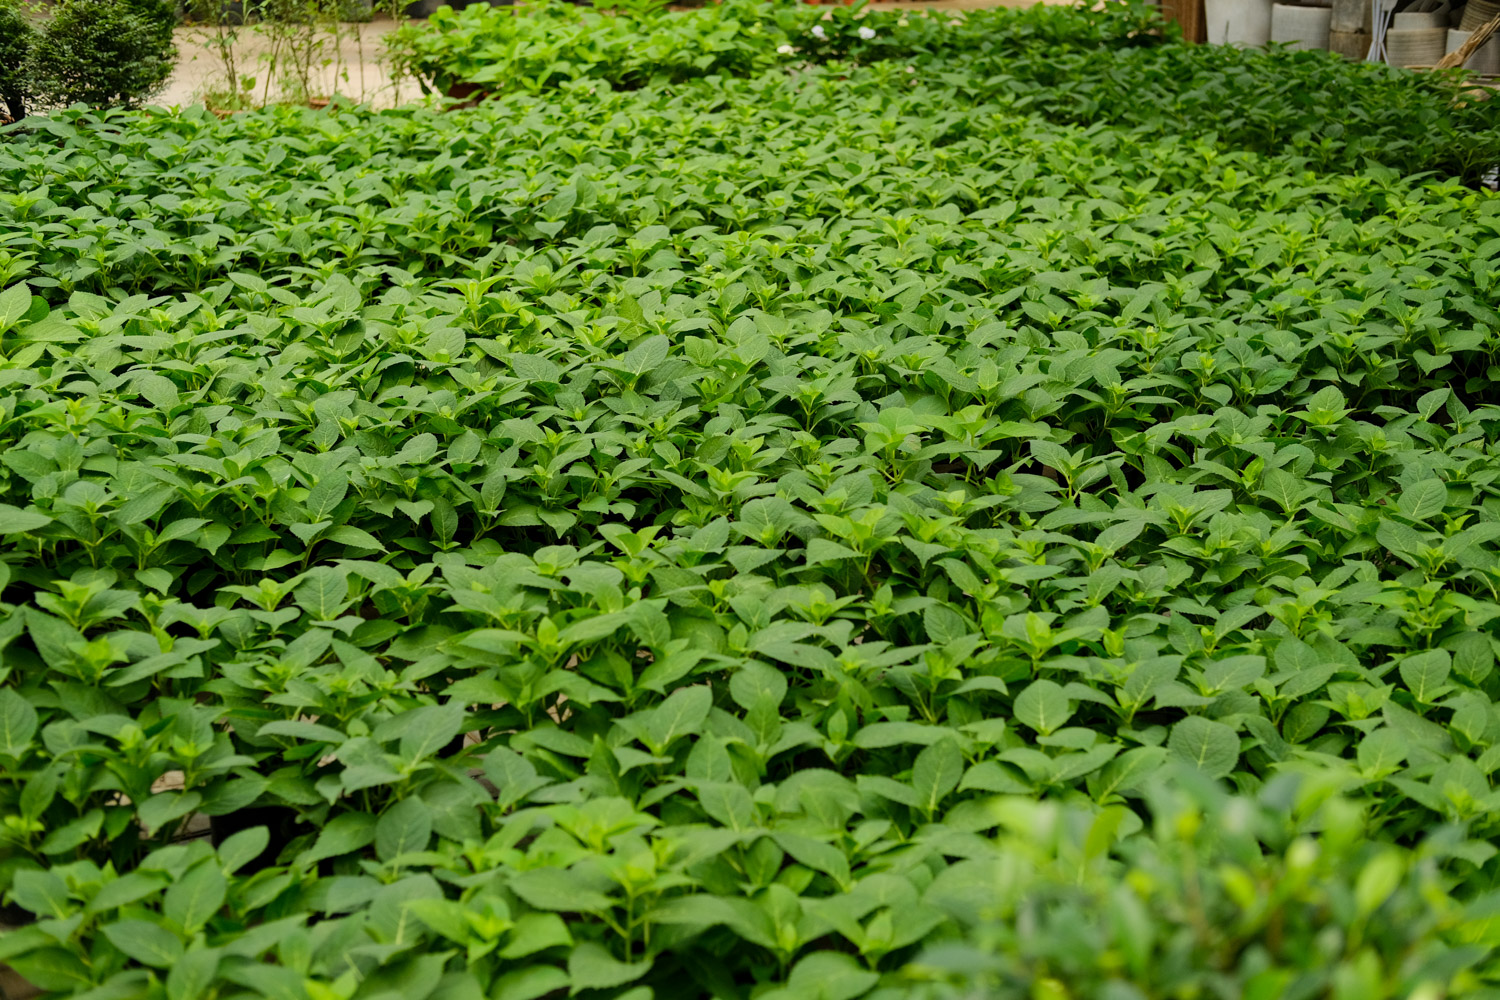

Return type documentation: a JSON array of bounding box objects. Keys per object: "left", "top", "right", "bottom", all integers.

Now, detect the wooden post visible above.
[
  {"left": 1160, "top": 0, "right": 1207, "bottom": 43},
  {"left": 1329, "top": 29, "right": 1373, "bottom": 57},
  {"left": 1330, "top": 0, "right": 1372, "bottom": 32}
]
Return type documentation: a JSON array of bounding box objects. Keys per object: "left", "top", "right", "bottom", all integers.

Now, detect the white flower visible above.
[
  {"left": 947, "top": 19, "right": 961, "bottom": 26},
  {"left": 858, "top": 26, "right": 876, "bottom": 39},
  {"left": 811, "top": 25, "right": 826, "bottom": 39},
  {"left": 906, "top": 65, "right": 916, "bottom": 73},
  {"left": 777, "top": 43, "right": 796, "bottom": 54},
  {"left": 897, "top": 17, "right": 908, "bottom": 25}
]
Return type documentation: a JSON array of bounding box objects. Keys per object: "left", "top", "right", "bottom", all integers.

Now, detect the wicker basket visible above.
[{"left": 1388, "top": 26, "right": 1450, "bottom": 62}]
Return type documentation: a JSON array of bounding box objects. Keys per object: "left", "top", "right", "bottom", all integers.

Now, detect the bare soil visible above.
[{"left": 160, "top": 15, "right": 413, "bottom": 109}]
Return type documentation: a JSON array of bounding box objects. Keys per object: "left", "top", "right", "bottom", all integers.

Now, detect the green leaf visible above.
[
  {"left": 851, "top": 721, "right": 948, "bottom": 748},
  {"left": 300, "top": 811, "right": 377, "bottom": 866},
  {"left": 1399, "top": 649, "right": 1451, "bottom": 704},
  {"left": 0, "top": 503, "right": 52, "bottom": 534},
  {"left": 484, "top": 747, "right": 553, "bottom": 809},
  {"left": 1014, "top": 680, "right": 1073, "bottom": 736},
  {"left": 0, "top": 282, "right": 31, "bottom": 331},
  {"left": 306, "top": 472, "right": 349, "bottom": 520},
  {"left": 0, "top": 687, "right": 38, "bottom": 756},
  {"left": 1167, "top": 717, "right": 1239, "bottom": 779},
  {"left": 7, "top": 948, "right": 93, "bottom": 992},
  {"left": 618, "top": 334, "right": 669, "bottom": 377},
  {"left": 10, "top": 869, "right": 70, "bottom": 918},
  {"left": 1254, "top": 467, "right": 1314, "bottom": 513},
  {"left": 1357, "top": 728, "right": 1408, "bottom": 774},
  {"left": 644, "top": 685, "right": 712, "bottom": 752},
  {"left": 696, "top": 780, "right": 757, "bottom": 830},
  {"left": 771, "top": 832, "right": 851, "bottom": 887},
  {"left": 398, "top": 701, "right": 466, "bottom": 762},
  {"left": 167, "top": 949, "right": 222, "bottom": 1000},
  {"left": 376, "top": 796, "right": 433, "bottom": 862},
  {"left": 326, "top": 525, "right": 388, "bottom": 551},
  {"left": 784, "top": 951, "right": 878, "bottom": 1000},
  {"left": 911, "top": 737, "right": 963, "bottom": 814},
  {"left": 218, "top": 826, "right": 271, "bottom": 875},
  {"left": 163, "top": 862, "right": 227, "bottom": 934},
  {"left": 494, "top": 965, "right": 569, "bottom": 1000},
  {"left": 1088, "top": 746, "right": 1167, "bottom": 801},
  {"left": 501, "top": 913, "right": 574, "bottom": 959},
  {"left": 567, "top": 941, "right": 652, "bottom": 994},
  {"left": 293, "top": 566, "right": 350, "bottom": 620},
  {"left": 1354, "top": 850, "right": 1405, "bottom": 918},
  {"left": 509, "top": 867, "right": 616, "bottom": 913},
  {"left": 102, "top": 919, "right": 185, "bottom": 968},
  {"left": 1397, "top": 479, "right": 1447, "bottom": 522}
]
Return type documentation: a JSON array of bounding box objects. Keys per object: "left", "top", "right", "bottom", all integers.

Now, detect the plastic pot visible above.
[
  {"left": 1270, "top": 3, "right": 1332, "bottom": 49},
  {"left": 1204, "top": 0, "right": 1276, "bottom": 45}
]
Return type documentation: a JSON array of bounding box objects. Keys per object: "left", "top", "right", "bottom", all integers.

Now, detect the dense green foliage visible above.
[
  {"left": 25, "top": 0, "right": 179, "bottom": 111},
  {"left": 390, "top": 0, "right": 1500, "bottom": 182},
  {"left": 0, "top": 0, "right": 37, "bottom": 123},
  {"left": 4, "top": 3, "right": 1500, "bottom": 997}
]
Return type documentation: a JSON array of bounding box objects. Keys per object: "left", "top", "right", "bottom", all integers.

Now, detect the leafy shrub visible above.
[
  {"left": 0, "top": 0, "right": 37, "bottom": 122},
  {"left": 26, "top": 0, "right": 178, "bottom": 110},
  {"left": 4, "top": 6, "right": 1500, "bottom": 998},
  {"left": 388, "top": 0, "right": 1158, "bottom": 96}
]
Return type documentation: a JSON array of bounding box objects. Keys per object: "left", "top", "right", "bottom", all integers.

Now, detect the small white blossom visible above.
[
  {"left": 811, "top": 24, "right": 826, "bottom": 39},
  {"left": 897, "top": 17, "right": 908, "bottom": 25},
  {"left": 777, "top": 44, "right": 796, "bottom": 54},
  {"left": 858, "top": 26, "right": 877, "bottom": 39},
  {"left": 906, "top": 65, "right": 916, "bottom": 73},
  {"left": 947, "top": 19, "right": 961, "bottom": 26}
]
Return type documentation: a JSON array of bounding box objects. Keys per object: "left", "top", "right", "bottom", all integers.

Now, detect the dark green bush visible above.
[
  {"left": 0, "top": 0, "right": 36, "bottom": 122},
  {"left": 27, "top": 0, "right": 178, "bottom": 110}
]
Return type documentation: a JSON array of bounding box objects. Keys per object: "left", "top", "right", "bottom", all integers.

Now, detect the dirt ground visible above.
[
  {"left": 160, "top": 17, "right": 413, "bottom": 108},
  {"left": 157, "top": 0, "right": 1072, "bottom": 110}
]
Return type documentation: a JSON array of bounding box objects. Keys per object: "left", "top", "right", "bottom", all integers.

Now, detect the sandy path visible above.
[{"left": 160, "top": 16, "right": 413, "bottom": 109}]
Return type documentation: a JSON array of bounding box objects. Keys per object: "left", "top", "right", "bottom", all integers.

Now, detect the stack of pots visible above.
[
  {"left": 1386, "top": 3, "right": 1452, "bottom": 63},
  {"left": 1460, "top": 0, "right": 1500, "bottom": 27},
  {"left": 1446, "top": 26, "right": 1500, "bottom": 70}
]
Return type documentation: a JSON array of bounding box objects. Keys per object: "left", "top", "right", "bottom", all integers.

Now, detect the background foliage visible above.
[
  {"left": 0, "top": 0, "right": 38, "bottom": 122},
  {"left": 391, "top": 0, "right": 1500, "bottom": 182},
  {"left": 22, "top": 0, "right": 179, "bottom": 112},
  {"left": 3, "top": 2, "right": 1500, "bottom": 998}
]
